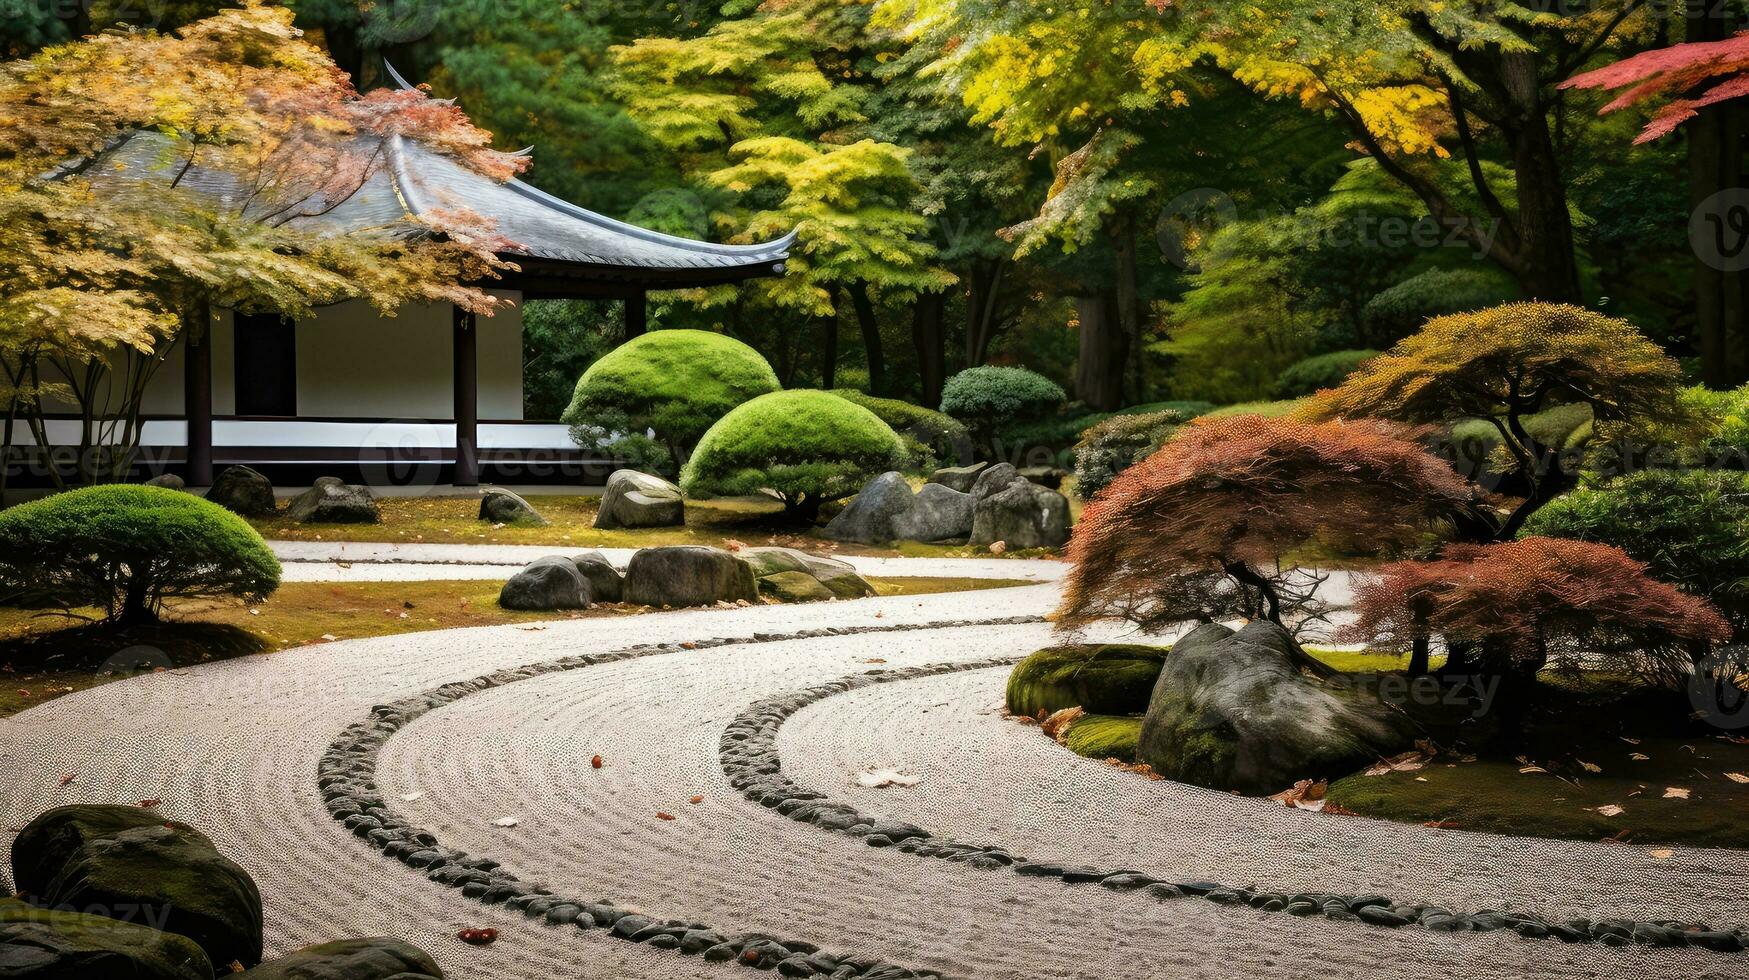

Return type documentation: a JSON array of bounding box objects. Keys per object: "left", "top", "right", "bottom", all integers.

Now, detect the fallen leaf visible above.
[
  {"left": 1578, "top": 760, "right": 1602, "bottom": 774},
  {"left": 493, "top": 816, "right": 520, "bottom": 827},
  {"left": 400, "top": 792, "right": 424, "bottom": 802},
  {"left": 1663, "top": 787, "right": 1691, "bottom": 799},
  {"left": 1518, "top": 766, "right": 1549, "bottom": 775},
  {"left": 855, "top": 769, "right": 922, "bottom": 789},
  {"left": 1726, "top": 772, "right": 1749, "bottom": 784},
  {"left": 58, "top": 773, "right": 75, "bottom": 786},
  {"left": 1041, "top": 706, "right": 1085, "bottom": 742},
  {"left": 1649, "top": 849, "right": 1674, "bottom": 860},
  {"left": 1620, "top": 737, "right": 1642, "bottom": 745},
  {"left": 137, "top": 798, "right": 161, "bottom": 808},
  {"left": 656, "top": 812, "right": 676, "bottom": 821},
  {"left": 689, "top": 796, "right": 704, "bottom": 805},
  {"left": 457, "top": 927, "right": 497, "bottom": 946},
  {"left": 1423, "top": 820, "right": 1461, "bottom": 830},
  {"left": 319, "top": 633, "right": 338, "bottom": 642},
  {"left": 591, "top": 755, "right": 603, "bottom": 769},
  {"left": 1364, "top": 751, "right": 1427, "bottom": 776},
  {"left": 1595, "top": 804, "right": 1625, "bottom": 817},
  {"left": 861, "top": 658, "right": 887, "bottom": 665},
  {"left": 516, "top": 626, "right": 546, "bottom": 632},
  {"left": 1268, "top": 779, "right": 1328, "bottom": 810},
  {"left": 1630, "top": 752, "right": 1651, "bottom": 761}
]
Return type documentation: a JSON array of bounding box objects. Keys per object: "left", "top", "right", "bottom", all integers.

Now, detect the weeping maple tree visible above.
[
  {"left": 1345, "top": 537, "right": 1730, "bottom": 688},
  {"left": 0, "top": 3, "right": 525, "bottom": 486},
  {"left": 1057, "top": 414, "right": 1475, "bottom": 654}
]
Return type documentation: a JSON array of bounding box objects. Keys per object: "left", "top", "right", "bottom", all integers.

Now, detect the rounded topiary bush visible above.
[
  {"left": 1071, "top": 410, "right": 1187, "bottom": 501},
  {"left": 563, "top": 329, "right": 780, "bottom": 453},
  {"left": 1360, "top": 267, "right": 1518, "bottom": 346},
  {"left": 1273, "top": 349, "right": 1379, "bottom": 399},
  {"left": 939, "top": 366, "right": 1066, "bottom": 446},
  {"left": 1005, "top": 644, "right": 1169, "bottom": 718},
  {"left": 680, "top": 390, "right": 908, "bottom": 520},
  {"left": 830, "top": 389, "right": 973, "bottom": 471},
  {"left": 0, "top": 485, "right": 281, "bottom": 624}
]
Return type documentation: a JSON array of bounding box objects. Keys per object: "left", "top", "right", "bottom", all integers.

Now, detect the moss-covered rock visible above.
[
  {"left": 759, "top": 570, "right": 835, "bottom": 602},
  {"left": 1062, "top": 715, "right": 1144, "bottom": 762},
  {"left": 0, "top": 898, "right": 212, "bottom": 979},
  {"left": 1005, "top": 644, "right": 1169, "bottom": 718},
  {"left": 238, "top": 937, "right": 441, "bottom": 979},
  {"left": 10, "top": 805, "right": 263, "bottom": 970}
]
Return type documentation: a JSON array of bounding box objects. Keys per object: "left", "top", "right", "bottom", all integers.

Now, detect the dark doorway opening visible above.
[{"left": 233, "top": 314, "right": 297, "bottom": 416}]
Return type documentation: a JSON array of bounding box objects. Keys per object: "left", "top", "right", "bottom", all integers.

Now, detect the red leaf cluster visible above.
[
  {"left": 1058, "top": 415, "right": 1473, "bottom": 632},
  {"left": 1344, "top": 537, "right": 1730, "bottom": 670},
  {"left": 1562, "top": 33, "right": 1749, "bottom": 143}
]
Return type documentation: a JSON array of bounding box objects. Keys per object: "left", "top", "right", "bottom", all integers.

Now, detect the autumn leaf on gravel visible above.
[
  {"left": 1268, "top": 779, "right": 1328, "bottom": 810},
  {"left": 1518, "top": 766, "right": 1549, "bottom": 775},
  {"left": 1320, "top": 802, "right": 1361, "bottom": 816},
  {"left": 591, "top": 755, "right": 603, "bottom": 769},
  {"left": 1630, "top": 752, "right": 1651, "bottom": 761},
  {"left": 689, "top": 796, "right": 704, "bottom": 805},
  {"left": 1041, "top": 706, "right": 1085, "bottom": 742},
  {"left": 1620, "top": 737, "right": 1642, "bottom": 745},
  {"left": 1595, "top": 804, "right": 1625, "bottom": 817},
  {"left": 1424, "top": 820, "right": 1461, "bottom": 830},
  {"left": 1649, "top": 849, "right": 1674, "bottom": 860},
  {"left": 493, "top": 816, "right": 520, "bottom": 827},
  {"left": 1663, "top": 787, "right": 1692, "bottom": 799},
  {"left": 57, "top": 773, "right": 75, "bottom": 786},
  {"left": 1364, "top": 751, "right": 1426, "bottom": 776},
  {"left": 855, "top": 769, "right": 922, "bottom": 789},
  {"left": 137, "top": 798, "right": 161, "bottom": 808},
  {"left": 400, "top": 792, "right": 424, "bottom": 802},
  {"left": 724, "top": 539, "right": 747, "bottom": 552},
  {"left": 457, "top": 928, "right": 497, "bottom": 946},
  {"left": 1578, "top": 760, "right": 1602, "bottom": 774},
  {"left": 656, "top": 812, "right": 676, "bottom": 821},
  {"left": 1725, "top": 772, "right": 1749, "bottom": 783}
]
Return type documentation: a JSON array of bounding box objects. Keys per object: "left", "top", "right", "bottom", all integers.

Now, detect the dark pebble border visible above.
[
  {"left": 721, "top": 659, "right": 1749, "bottom": 956},
  {"left": 319, "top": 615, "right": 1045, "bottom": 979}
]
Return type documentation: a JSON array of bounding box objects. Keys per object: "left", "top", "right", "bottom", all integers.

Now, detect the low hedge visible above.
[
  {"left": 680, "top": 390, "right": 907, "bottom": 519},
  {"left": 0, "top": 485, "right": 281, "bottom": 624},
  {"left": 1006, "top": 644, "right": 1169, "bottom": 718}
]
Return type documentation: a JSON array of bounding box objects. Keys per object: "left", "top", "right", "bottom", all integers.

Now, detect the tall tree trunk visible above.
[
  {"left": 1499, "top": 53, "right": 1583, "bottom": 303},
  {"left": 1075, "top": 291, "right": 1129, "bottom": 411},
  {"left": 847, "top": 281, "right": 885, "bottom": 395},
  {"left": 964, "top": 258, "right": 1008, "bottom": 367},
  {"left": 820, "top": 287, "right": 841, "bottom": 390},
  {"left": 1691, "top": 5, "right": 1749, "bottom": 387},
  {"left": 911, "top": 291, "right": 947, "bottom": 407},
  {"left": 1110, "top": 216, "right": 1144, "bottom": 401}
]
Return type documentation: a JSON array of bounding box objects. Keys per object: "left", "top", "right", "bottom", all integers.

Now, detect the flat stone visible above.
[{"left": 926, "top": 462, "right": 989, "bottom": 493}]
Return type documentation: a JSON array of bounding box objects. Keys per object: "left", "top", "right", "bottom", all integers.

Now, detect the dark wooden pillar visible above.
[
  {"left": 625, "top": 292, "right": 648, "bottom": 339},
  {"left": 184, "top": 319, "right": 213, "bottom": 487},
  {"left": 453, "top": 305, "right": 479, "bottom": 487}
]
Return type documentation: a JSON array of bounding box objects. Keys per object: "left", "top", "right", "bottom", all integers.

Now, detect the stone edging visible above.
[
  {"left": 720, "top": 660, "right": 1749, "bottom": 955},
  {"left": 318, "top": 616, "right": 1045, "bottom": 979}
]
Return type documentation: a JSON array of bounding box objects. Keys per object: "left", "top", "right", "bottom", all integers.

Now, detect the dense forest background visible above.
[{"left": 4, "top": 0, "right": 1734, "bottom": 419}]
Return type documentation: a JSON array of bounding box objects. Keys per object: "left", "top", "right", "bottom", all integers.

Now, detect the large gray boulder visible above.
[
  {"left": 237, "top": 938, "right": 441, "bottom": 979},
  {"left": 822, "top": 472, "right": 915, "bottom": 544},
  {"left": 1137, "top": 621, "right": 1419, "bottom": 795},
  {"left": 739, "top": 547, "right": 876, "bottom": 600},
  {"left": 570, "top": 551, "right": 622, "bottom": 603},
  {"left": 969, "top": 479, "right": 1070, "bottom": 549},
  {"left": 205, "top": 465, "right": 276, "bottom": 517},
  {"left": 891, "top": 483, "right": 974, "bottom": 542},
  {"left": 623, "top": 546, "right": 757, "bottom": 607},
  {"left": 10, "top": 805, "right": 263, "bottom": 970},
  {"left": 0, "top": 898, "right": 212, "bottom": 980},
  {"left": 970, "top": 462, "right": 1022, "bottom": 501},
  {"left": 927, "top": 462, "right": 990, "bottom": 494},
  {"left": 498, "top": 556, "right": 591, "bottom": 611},
  {"left": 285, "top": 477, "right": 378, "bottom": 524},
  {"left": 594, "top": 469, "right": 684, "bottom": 530},
  {"left": 479, "top": 488, "right": 546, "bottom": 526}
]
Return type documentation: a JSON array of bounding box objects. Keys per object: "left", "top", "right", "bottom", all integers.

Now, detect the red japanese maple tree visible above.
[{"left": 1562, "top": 32, "right": 1749, "bottom": 143}]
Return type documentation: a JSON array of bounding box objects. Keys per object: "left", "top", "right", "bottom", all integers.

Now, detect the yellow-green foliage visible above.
[
  {"left": 563, "top": 329, "right": 780, "bottom": 450},
  {"left": 1006, "top": 644, "right": 1168, "bottom": 717},
  {"left": 1063, "top": 714, "right": 1143, "bottom": 762},
  {"left": 681, "top": 390, "right": 907, "bottom": 514}
]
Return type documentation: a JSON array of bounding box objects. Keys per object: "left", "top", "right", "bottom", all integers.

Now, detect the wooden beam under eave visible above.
[
  {"left": 453, "top": 305, "right": 480, "bottom": 487},
  {"left": 625, "top": 291, "right": 648, "bottom": 339},
  {"left": 184, "top": 322, "right": 213, "bottom": 487}
]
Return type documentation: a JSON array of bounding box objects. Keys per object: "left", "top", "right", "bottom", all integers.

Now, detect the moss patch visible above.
[
  {"left": 1006, "top": 644, "right": 1169, "bottom": 717},
  {"left": 1063, "top": 714, "right": 1143, "bottom": 762}
]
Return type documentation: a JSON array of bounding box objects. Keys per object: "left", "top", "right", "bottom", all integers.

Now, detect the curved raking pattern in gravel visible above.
[
  {"left": 720, "top": 660, "right": 1749, "bottom": 954},
  {"left": 320, "top": 617, "right": 1044, "bottom": 979}
]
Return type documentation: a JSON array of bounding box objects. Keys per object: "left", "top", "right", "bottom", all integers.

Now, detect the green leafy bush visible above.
[
  {"left": 1523, "top": 469, "right": 1749, "bottom": 635},
  {"left": 1072, "top": 410, "right": 1187, "bottom": 500},
  {"left": 1361, "top": 267, "right": 1518, "bottom": 346},
  {"left": 563, "top": 329, "right": 780, "bottom": 453},
  {"left": 1274, "top": 349, "right": 1379, "bottom": 398},
  {"left": 680, "top": 390, "right": 907, "bottom": 520},
  {"left": 0, "top": 485, "right": 281, "bottom": 624},
  {"left": 830, "top": 389, "right": 972, "bottom": 471},
  {"left": 1005, "top": 644, "right": 1169, "bottom": 718},
  {"left": 939, "top": 366, "right": 1066, "bottom": 445}
]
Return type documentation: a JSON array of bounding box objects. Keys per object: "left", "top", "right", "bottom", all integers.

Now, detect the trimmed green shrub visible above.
[
  {"left": 1361, "top": 267, "right": 1519, "bottom": 345},
  {"left": 563, "top": 329, "right": 780, "bottom": 453},
  {"left": 1005, "top": 644, "right": 1169, "bottom": 718},
  {"left": 1523, "top": 469, "right": 1749, "bottom": 635},
  {"left": 1274, "top": 349, "right": 1380, "bottom": 398},
  {"left": 940, "top": 366, "right": 1066, "bottom": 445},
  {"left": 0, "top": 485, "right": 281, "bottom": 624},
  {"left": 830, "top": 389, "right": 972, "bottom": 471},
  {"left": 680, "top": 390, "right": 908, "bottom": 520},
  {"left": 1072, "top": 410, "right": 1187, "bottom": 500},
  {"left": 1063, "top": 715, "right": 1144, "bottom": 762}
]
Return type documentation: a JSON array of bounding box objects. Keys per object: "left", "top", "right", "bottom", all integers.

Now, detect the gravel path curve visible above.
[{"left": 2, "top": 572, "right": 1743, "bottom": 979}]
